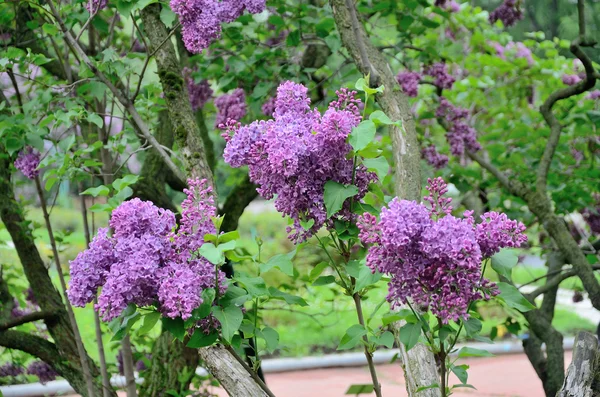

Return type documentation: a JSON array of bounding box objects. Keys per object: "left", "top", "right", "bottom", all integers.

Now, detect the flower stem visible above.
[{"left": 352, "top": 289, "right": 382, "bottom": 397}]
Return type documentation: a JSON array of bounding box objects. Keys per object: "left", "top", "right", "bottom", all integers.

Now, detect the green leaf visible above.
[
  {"left": 312, "top": 275, "right": 336, "bottom": 286},
  {"left": 42, "top": 23, "right": 59, "bottom": 35},
  {"left": 457, "top": 347, "right": 494, "bottom": 358},
  {"left": 87, "top": 113, "right": 104, "bottom": 128},
  {"left": 369, "top": 110, "right": 394, "bottom": 125},
  {"left": 212, "top": 305, "right": 243, "bottom": 342},
  {"left": 399, "top": 322, "right": 421, "bottom": 351},
  {"left": 218, "top": 230, "right": 240, "bottom": 244},
  {"left": 497, "top": 282, "right": 536, "bottom": 312},
  {"left": 80, "top": 185, "right": 110, "bottom": 197},
  {"left": 491, "top": 250, "right": 518, "bottom": 281},
  {"left": 345, "top": 384, "right": 374, "bottom": 394},
  {"left": 451, "top": 364, "right": 469, "bottom": 384},
  {"left": 309, "top": 261, "right": 329, "bottom": 281},
  {"left": 439, "top": 324, "right": 456, "bottom": 342},
  {"left": 187, "top": 330, "right": 218, "bottom": 348},
  {"left": 188, "top": 289, "right": 216, "bottom": 324},
  {"left": 416, "top": 384, "right": 439, "bottom": 392},
  {"left": 160, "top": 5, "right": 177, "bottom": 27},
  {"left": 162, "top": 317, "right": 185, "bottom": 341},
  {"left": 286, "top": 30, "right": 301, "bottom": 46},
  {"left": 199, "top": 243, "right": 224, "bottom": 265},
  {"left": 382, "top": 313, "right": 403, "bottom": 326},
  {"left": 258, "top": 327, "right": 279, "bottom": 353},
  {"left": 323, "top": 181, "right": 359, "bottom": 218},
  {"left": 138, "top": 312, "right": 161, "bottom": 335},
  {"left": 260, "top": 251, "right": 295, "bottom": 276},
  {"left": 363, "top": 157, "right": 389, "bottom": 181},
  {"left": 464, "top": 317, "right": 482, "bottom": 337},
  {"left": 338, "top": 324, "right": 366, "bottom": 350},
  {"left": 348, "top": 120, "right": 376, "bottom": 151},
  {"left": 235, "top": 276, "right": 269, "bottom": 297},
  {"left": 220, "top": 285, "right": 250, "bottom": 307},
  {"left": 111, "top": 174, "right": 139, "bottom": 191},
  {"left": 375, "top": 331, "right": 394, "bottom": 348},
  {"left": 268, "top": 287, "right": 308, "bottom": 306}
]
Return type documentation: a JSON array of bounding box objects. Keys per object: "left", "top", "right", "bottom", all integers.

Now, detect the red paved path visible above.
[{"left": 69, "top": 352, "right": 569, "bottom": 396}]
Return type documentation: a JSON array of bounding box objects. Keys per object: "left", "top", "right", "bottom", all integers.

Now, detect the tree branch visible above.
[
  {"left": 0, "top": 310, "right": 57, "bottom": 331},
  {"left": 536, "top": 0, "right": 597, "bottom": 194},
  {"left": 47, "top": 1, "right": 186, "bottom": 183}
]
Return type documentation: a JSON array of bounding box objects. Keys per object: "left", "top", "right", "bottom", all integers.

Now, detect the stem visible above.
[
  {"left": 437, "top": 317, "right": 447, "bottom": 397},
  {"left": 79, "top": 183, "right": 111, "bottom": 397},
  {"left": 121, "top": 335, "right": 138, "bottom": 397},
  {"left": 352, "top": 291, "right": 382, "bottom": 397},
  {"left": 315, "top": 235, "right": 349, "bottom": 290},
  {"left": 33, "top": 176, "right": 96, "bottom": 397}
]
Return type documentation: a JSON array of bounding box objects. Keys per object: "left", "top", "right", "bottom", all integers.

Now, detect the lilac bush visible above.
[
  {"left": 358, "top": 177, "right": 527, "bottom": 323},
  {"left": 67, "top": 179, "right": 225, "bottom": 321},
  {"left": 223, "top": 81, "right": 377, "bottom": 242},
  {"left": 183, "top": 67, "right": 213, "bottom": 111},
  {"left": 0, "top": 363, "right": 23, "bottom": 378}
]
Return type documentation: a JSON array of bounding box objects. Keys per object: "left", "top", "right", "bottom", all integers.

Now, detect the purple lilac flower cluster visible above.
[
  {"left": 358, "top": 178, "right": 527, "bottom": 323},
  {"left": 587, "top": 90, "right": 600, "bottom": 100},
  {"left": 421, "top": 144, "right": 449, "bottom": 169},
  {"left": 396, "top": 71, "right": 421, "bottom": 97},
  {"left": 444, "top": 0, "right": 460, "bottom": 12},
  {"left": 183, "top": 67, "right": 213, "bottom": 111},
  {"left": 436, "top": 97, "right": 481, "bottom": 156},
  {"left": 583, "top": 194, "right": 600, "bottom": 235},
  {"left": 0, "top": 363, "right": 23, "bottom": 378},
  {"left": 14, "top": 146, "right": 41, "bottom": 180},
  {"left": 223, "top": 81, "right": 377, "bottom": 242},
  {"left": 26, "top": 361, "right": 57, "bottom": 384},
  {"left": 261, "top": 96, "right": 276, "bottom": 117},
  {"left": 424, "top": 63, "right": 455, "bottom": 90},
  {"left": 85, "top": 0, "right": 108, "bottom": 13},
  {"left": 171, "top": 0, "right": 265, "bottom": 54},
  {"left": 562, "top": 74, "right": 582, "bottom": 86},
  {"left": 215, "top": 88, "right": 247, "bottom": 127},
  {"left": 489, "top": 0, "right": 523, "bottom": 27},
  {"left": 494, "top": 41, "right": 533, "bottom": 65},
  {"left": 68, "top": 179, "right": 226, "bottom": 321}
]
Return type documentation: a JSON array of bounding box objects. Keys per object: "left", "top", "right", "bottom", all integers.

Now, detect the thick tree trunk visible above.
[
  {"left": 557, "top": 332, "right": 600, "bottom": 396},
  {"left": 198, "top": 346, "right": 269, "bottom": 397},
  {"left": 329, "top": 2, "right": 440, "bottom": 396}
]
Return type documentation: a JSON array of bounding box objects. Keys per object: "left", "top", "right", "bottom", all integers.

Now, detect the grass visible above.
[{"left": 2, "top": 203, "right": 597, "bottom": 361}]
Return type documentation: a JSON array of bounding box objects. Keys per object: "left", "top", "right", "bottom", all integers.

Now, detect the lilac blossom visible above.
[
  {"left": 183, "top": 67, "right": 213, "bottom": 111},
  {"left": 14, "top": 146, "right": 41, "bottom": 180},
  {"left": 421, "top": 144, "right": 449, "bottom": 169},
  {"left": 587, "top": 90, "right": 600, "bottom": 100},
  {"left": 85, "top": 0, "right": 108, "bottom": 13},
  {"left": 489, "top": 0, "right": 523, "bottom": 27},
  {"left": 171, "top": 0, "right": 266, "bottom": 54},
  {"left": 562, "top": 74, "right": 582, "bottom": 86},
  {"left": 215, "top": 88, "right": 247, "bottom": 127},
  {"left": 396, "top": 71, "right": 421, "bottom": 97},
  {"left": 358, "top": 178, "right": 526, "bottom": 322},
  {"left": 262, "top": 96, "right": 276, "bottom": 117},
  {"left": 0, "top": 363, "right": 23, "bottom": 378},
  {"left": 27, "top": 361, "right": 57, "bottom": 384},
  {"left": 424, "top": 63, "right": 455, "bottom": 90},
  {"left": 68, "top": 180, "right": 225, "bottom": 321},
  {"left": 436, "top": 97, "right": 480, "bottom": 155},
  {"left": 444, "top": 0, "right": 460, "bottom": 12},
  {"left": 223, "top": 82, "right": 377, "bottom": 242},
  {"left": 583, "top": 194, "right": 600, "bottom": 235}
]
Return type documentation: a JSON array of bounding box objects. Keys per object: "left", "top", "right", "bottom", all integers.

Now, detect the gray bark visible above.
[
  {"left": 198, "top": 346, "right": 269, "bottom": 397},
  {"left": 557, "top": 331, "right": 600, "bottom": 397}
]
